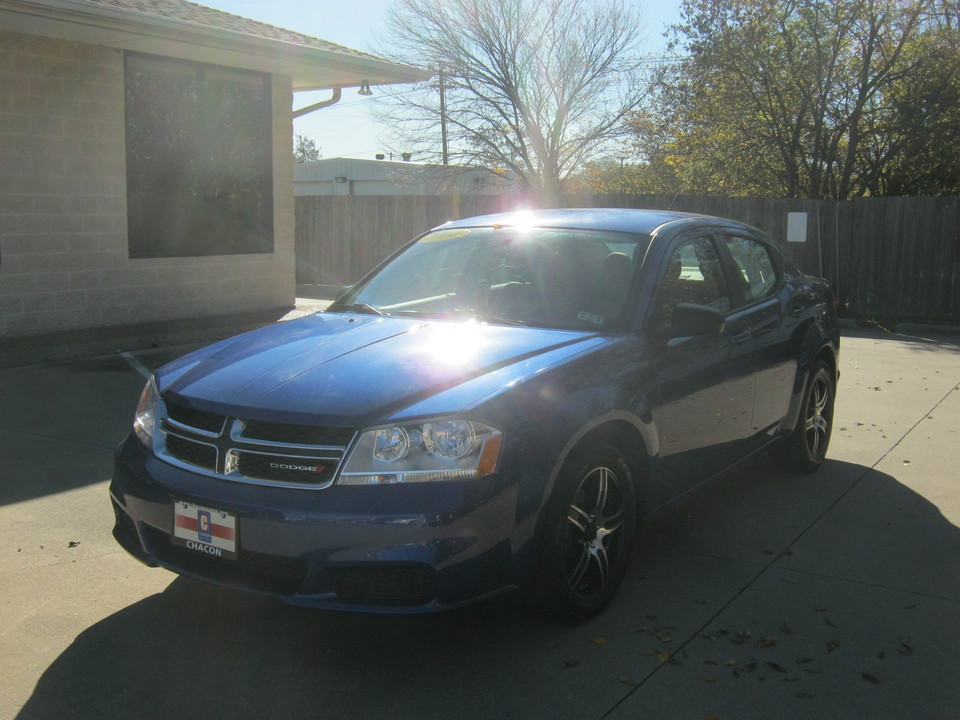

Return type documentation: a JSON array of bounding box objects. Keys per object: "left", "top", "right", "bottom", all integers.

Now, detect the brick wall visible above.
[{"left": 0, "top": 29, "right": 295, "bottom": 339}]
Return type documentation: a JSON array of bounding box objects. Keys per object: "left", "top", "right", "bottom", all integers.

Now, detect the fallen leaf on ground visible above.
[{"left": 641, "top": 626, "right": 675, "bottom": 643}]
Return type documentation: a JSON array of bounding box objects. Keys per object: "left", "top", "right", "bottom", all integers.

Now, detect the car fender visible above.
[
  {"left": 507, "top": 382, "right": 656, "bottom": 527},
  {"left": 504, "top": 399, "right": 656, "bottom": 584},
  {"left": 780, "top": 318, "right": 839, "bottom": 434}
]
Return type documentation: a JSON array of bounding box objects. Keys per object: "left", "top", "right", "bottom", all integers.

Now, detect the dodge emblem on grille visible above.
[{"left": 270, "top": 462, "right": 327, "bottom": 473}]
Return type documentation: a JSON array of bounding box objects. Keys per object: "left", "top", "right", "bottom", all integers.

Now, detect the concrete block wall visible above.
[{"left": 0, "top": 29, "right": 296, "bottom": 339}]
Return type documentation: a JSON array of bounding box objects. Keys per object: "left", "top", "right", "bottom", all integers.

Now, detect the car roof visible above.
[{"left": 436, "top": 208, "right": 724, "bottom": 236}]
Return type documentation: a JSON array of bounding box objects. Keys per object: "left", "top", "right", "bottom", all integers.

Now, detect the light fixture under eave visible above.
[{"left": 357, "top": 80, "right": 373, "bottom": 96}]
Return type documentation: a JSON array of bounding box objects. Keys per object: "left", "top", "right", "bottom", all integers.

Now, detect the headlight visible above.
[
  {"left": 423, "top": 420, "right": 476, "bottom": 459},
  {"left": 133, "top": 376, "right": 159, "bottom": 446},
  {"left": 339, "top": 418, "right": 502, "bottom": 485}
]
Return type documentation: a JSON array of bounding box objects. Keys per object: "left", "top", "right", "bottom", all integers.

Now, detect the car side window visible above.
[
  {"left": 654, "top": 236, "right": 731, "bottom": 327},
  {"left": 724, "top": 235, "right": 779, "bottom": 304}
]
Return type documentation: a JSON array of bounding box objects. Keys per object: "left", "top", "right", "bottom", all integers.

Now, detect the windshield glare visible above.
[{"left": 337, "top": 226, "right": 649, "bottom": 330}]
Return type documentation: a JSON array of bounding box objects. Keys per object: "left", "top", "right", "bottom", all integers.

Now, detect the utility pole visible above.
[{"left": 439, "top": 69, "right": 449, "bottom": 165}]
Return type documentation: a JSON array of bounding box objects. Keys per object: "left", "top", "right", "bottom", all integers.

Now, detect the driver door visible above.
[{"left": 651, "top": 234, "right": 756, "bottom": 495}]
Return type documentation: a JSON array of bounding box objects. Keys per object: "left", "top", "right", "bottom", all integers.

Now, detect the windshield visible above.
[{"left": 331, "top": 226, "right": 650, "bottom": 330}]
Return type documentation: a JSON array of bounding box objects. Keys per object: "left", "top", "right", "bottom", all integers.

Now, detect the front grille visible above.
[
  {"left": 158, "top": 398, "right": 355, "bottom": 488},
  {"left": 235, "top": 451, "right": 336, "bottom": 485},
  {"left": 166, "top": 403, "right": 225, "bottom": 434},
  {"left": 241, "top": 420, "right": 355, "bottom": 447},
  {"left": 166, "top": 434, "right": 217, "bottom": 471},
  {"left": 334, "top": 565, "right": 436, "bottom": 605}
]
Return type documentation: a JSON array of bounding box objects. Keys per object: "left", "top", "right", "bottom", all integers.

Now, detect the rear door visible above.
[{"left": 718, "top": 232, "right": 801, "bottom": 447}]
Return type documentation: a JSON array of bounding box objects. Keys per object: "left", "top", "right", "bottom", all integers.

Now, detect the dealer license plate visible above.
[{"left": 172, "top": 500, "right": 237, "bottom": 560}]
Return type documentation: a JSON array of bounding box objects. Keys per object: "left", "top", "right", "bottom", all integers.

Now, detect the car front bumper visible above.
[{"left": 109, "top": 433, "right": 533, "bottom": 613}]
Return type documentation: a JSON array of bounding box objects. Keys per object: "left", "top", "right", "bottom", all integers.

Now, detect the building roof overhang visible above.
[{"left": 0, "top": 0, "right": 429, "bottom": 91}]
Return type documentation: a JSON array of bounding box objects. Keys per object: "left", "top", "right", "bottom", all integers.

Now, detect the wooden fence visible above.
[{"left": 295, "top": 194, "right": 960, "bottom": 324}]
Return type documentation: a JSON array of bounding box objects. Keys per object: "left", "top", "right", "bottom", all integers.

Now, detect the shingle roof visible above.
[{"left": 85, "top": 0, "right": 387, "bottom": 61}]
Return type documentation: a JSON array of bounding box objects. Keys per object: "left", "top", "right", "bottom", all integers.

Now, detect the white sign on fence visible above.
[{"left": 787, "top": 212, "right": 808, "bottom": 243}]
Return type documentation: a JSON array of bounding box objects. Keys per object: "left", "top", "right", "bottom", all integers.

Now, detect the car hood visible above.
[{"left": 159, "top": 313, "right": 608, "bottom": 425}]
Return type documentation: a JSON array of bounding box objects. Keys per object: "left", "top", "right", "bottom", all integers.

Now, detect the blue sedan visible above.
[{"left": 110, "top": 208, "right": 839, "bottom": 620}]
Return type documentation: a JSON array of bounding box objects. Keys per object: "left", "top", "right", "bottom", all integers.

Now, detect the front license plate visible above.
[{"left": 172, "top": 500, "right": 237, "bottom": 560}]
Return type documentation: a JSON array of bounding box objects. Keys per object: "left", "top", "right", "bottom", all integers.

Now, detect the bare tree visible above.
[
  {"left": 294, "top": 134, "right": 321, "bottom": 163},
  {"left": 374, "top": 0, "right": 649, "bottom": 202}
]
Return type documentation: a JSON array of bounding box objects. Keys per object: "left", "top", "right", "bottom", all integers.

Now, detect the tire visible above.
[
  {"left": 535, "top": 444, "right": 637, "bottom": 621},
  {"left": 776, "top": 359, "right": 835, "bottom": 474}
]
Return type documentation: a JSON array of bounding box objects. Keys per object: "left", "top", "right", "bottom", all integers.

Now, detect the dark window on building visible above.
[{"left": 125, "top": 53, "right": 273, "bottom": 258}]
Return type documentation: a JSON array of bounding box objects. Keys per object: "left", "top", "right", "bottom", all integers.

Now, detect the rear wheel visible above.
[
  {"left": 776, "top": 359, "right": 835, "bottom": 473},
  {"left": 535, "top": 444, "right": 636, "bottom": 621}
]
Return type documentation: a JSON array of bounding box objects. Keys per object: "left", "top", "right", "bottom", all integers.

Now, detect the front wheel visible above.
[
  {"left": 776, "top": 359, "right": 835, "bottom": 473},
  {"left": 535, "top": 444, "right": 637, "bottom": 621}
]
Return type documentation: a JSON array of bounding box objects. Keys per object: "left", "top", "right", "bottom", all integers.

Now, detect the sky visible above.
[{"left": 198, "top": 0, "right": 684, "bottom": 160}]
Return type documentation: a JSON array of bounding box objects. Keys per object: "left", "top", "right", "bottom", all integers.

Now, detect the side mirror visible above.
[{"left": 667, "top": 303, "right": 724, "bottom": 338}]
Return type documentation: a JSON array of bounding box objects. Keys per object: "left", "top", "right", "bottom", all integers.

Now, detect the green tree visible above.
[
  {"left": 636, "top": 0, "right": 938, "bottom": 199},
  {"left": 864, "top": 10, "right": 960, "bottom": 195},
  {"left": 375, "top": 0, "right": 650, "bottom": 203}
]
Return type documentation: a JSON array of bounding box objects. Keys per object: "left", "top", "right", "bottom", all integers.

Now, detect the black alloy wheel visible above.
[
  {"left": 777, "top": 359, "right": 835, "bottom": 474},
  {"left": 536, "top": 444, "right": 636, "bottom": 621}
]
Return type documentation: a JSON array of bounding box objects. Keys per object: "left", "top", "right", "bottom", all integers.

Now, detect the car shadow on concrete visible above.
[
  {"left": 17, "top": 460, "right": 960, "bottom": 720},
  {"left": 0, "top": 356, "right": 145, "bottom": 507}
]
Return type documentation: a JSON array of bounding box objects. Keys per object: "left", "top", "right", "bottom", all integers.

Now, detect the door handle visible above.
[{"left": 732, "top": 328, "right": 753, "bottom": 344}]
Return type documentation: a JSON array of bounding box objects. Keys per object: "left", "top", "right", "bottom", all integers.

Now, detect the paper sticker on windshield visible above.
[
  {"left": 421, "top": 229, "right": 471, "bottom": 242},
  {"left": 578, "top": 311, "right": 606, "bottom": 326}
]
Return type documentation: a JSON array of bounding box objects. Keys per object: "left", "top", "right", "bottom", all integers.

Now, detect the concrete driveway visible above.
[{"left": 1, "top": 325, "right": 958, "bottom": 719}]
